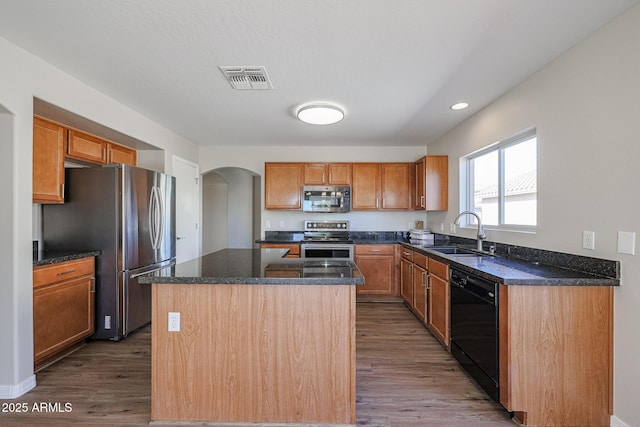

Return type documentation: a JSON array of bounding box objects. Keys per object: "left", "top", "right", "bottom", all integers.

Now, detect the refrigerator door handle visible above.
[
  {"left": 148, "top": 186, "right": 163, "bottom": 250},
  {"left": 129, "top": 262, "right": 177, "bottom": 279}
]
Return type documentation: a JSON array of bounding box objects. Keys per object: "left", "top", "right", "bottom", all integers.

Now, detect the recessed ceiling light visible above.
[
  {"left": 296, "top": 104, "right": 345, "bottom": 125},
  {"left": 450, "top": 102, "right": 469, "bottom": 110}
]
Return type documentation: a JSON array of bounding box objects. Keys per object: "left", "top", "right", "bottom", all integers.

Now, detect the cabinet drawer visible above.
[
  {"left": 400, "top": 247, "right": 414, "bottom": 262},
  {"left": 428, "top": 257, "right": 449, "bottom": 280},
  {"left": 33, "top": 257, "right": 95, "bottom": 288},
  {"left": 355, "top": 244, "right": 394, "bottom": 255},
  {"left": 413, "top": 252, "right": 428, "bottom": 269}
]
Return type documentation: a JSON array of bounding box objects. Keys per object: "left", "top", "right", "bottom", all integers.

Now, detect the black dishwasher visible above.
[{"left": 450, "top": 268, "right": 499, "bottom": 402}]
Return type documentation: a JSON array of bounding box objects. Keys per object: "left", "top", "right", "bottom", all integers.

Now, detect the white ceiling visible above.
[{"left": 1, "top": 0, "right": 638, "bottom": 147}]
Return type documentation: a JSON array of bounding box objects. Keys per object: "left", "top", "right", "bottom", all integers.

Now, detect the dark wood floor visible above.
[{"left": 0, "top": 302, "right": 514, "bottom": 426}]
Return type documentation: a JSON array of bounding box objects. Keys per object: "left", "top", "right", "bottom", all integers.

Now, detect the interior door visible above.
[{"left": 173, "top": 156, "right": 200, "bottom": 263}]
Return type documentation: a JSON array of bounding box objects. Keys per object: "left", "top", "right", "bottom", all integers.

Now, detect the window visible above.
[{"left": 462, "top": 129, "right": 537, "bottom": 230}]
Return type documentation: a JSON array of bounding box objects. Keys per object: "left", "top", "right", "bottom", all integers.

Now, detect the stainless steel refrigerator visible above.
[{"left": 43, "top": 164, "right": 176, "bottom": 340}]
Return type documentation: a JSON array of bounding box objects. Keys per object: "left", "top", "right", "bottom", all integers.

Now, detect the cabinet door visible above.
[
  {"left": 107, "top": 143, "right": 137, "bottom": 165},
  {"left": 413, "top": 264, "right": 428, "bottom": 321},
  {"left": 67, "top": 130, "right": 107, "bottom": 163},
  {"left": 327, "top": 163, "right": 352, "bottom": 185},
  {"left": 33, "top": 117, "right": 65, "bottom": 204},
  {"left": 414, "top": 157, "right": 426, "bottom": 210},
  {"left": 355, "top": 248, "right": 395, "bottom": 295},
  {"left": 303, "top": 163, "right": 327, "bottom": 185},
  {"left": 33, "top": 275, "right": 95, "bottom": 362},
  {"left": 425, "top": 155, "right": 448, "bottom": 211},
  {"left": 381, "top": 163, "right": 412, "bottom": 210},
  {"left": 428, "top": 273, "right": 450, "bottom": 346},
  {"left": 400, "top": 257, "right": 413, "bottom": 305},
  {"left": 351, "top": 163, "right": 380, "bottom": 209},
  {"left": 264, "top": 163, "right": 303, "bottom": 209}
]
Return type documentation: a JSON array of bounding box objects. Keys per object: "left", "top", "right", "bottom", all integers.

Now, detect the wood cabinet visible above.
[
  {"left": 33, "top": 257, "right": 95, "bottom": 371},
  {"left": 67, "top": 129, "right": 137, "bottom": 166},
  {"left": 67, "top": 129, "right": 107, "bottom": 163},
  {"left": 107, "top": 142, "right": 137, "bottom": 165},
  {"left": 399, "top": 249, "right": 413, "bottom": 304},
  {"left": 303, "top": 163, "right": 351, "bottom": 185},
  {"left": 352, "top": 163, "right": 412, "bottom": 210},
  {"left": 33, "top": 117, "right": 65, "bottom": 204},
  {"left": 264, "top": 163, "right": 303, "bottom": 210},
  {"left": 412, "top": 253, "right": 428, "bottom": 321},
  {"left": 427, "top": 257, "right": 449, "bottom": 347},
  {"left": 354, "top": 244, "right": 396, "bottom": 295},
  {"left": 499, "top": 284, "right": 613, "bottom": 426},
  {"left": 260, "top": 243, "right": 300, "bottom": 258},
  {"left": 414, "top": 155, "right": 448, "bottom": 211}
]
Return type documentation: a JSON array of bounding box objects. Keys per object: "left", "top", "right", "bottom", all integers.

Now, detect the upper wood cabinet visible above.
[
  {"left": 107, "top": 143, "right": 137, "bottom": 165},
  {"left": 303, "top": 163, "right": 351, "bottom": 185},
  {"left": 352, "top": 163, "right": 412, "bottom": 210},
  {"left": 415, "top": 155, "right": 448, "bottom": 211},
  {"left": 67, "top": 129, "right": 107, "bottom": 164},
  {"left": 33, "top": 117, "right": 65, "bottom": 204},
  {"left": 265, "top": 163, "right": 304, "bottom": 209}
]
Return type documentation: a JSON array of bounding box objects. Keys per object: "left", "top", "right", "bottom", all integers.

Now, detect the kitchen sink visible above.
[{"left": 428, "top": 246, "right": 491, "bottom": 257}]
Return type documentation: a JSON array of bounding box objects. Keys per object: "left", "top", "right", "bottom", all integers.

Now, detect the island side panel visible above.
[
  {"left": 151, "top": 283, "right": 356, "bottom": 424},
  {"left": 500, "top": 284, "right": 613, "bottom": 426}
]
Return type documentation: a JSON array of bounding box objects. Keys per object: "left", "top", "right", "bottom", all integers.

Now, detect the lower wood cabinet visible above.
[
  {"left": 354, "top": 244, "right": 396, "bottom": 295},
  {"left": 260, "top": 243, "right": 300, "bottom": 258},
  {"left": 412, "top": 253, "right": 428, "bottom": 321},
  {"left": 400, "top": 255, "right": 413, "bottom": 304},
  {"left": 33, "top": 257, "right": 95, "bottom": 371},
  {"left": 427, "top": 257, "right": 450, "bottom": 348}
]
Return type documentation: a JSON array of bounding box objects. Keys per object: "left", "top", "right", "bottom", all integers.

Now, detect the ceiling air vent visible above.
[{"left": 219, "top": 66, "right": 273, "bottom": 90}]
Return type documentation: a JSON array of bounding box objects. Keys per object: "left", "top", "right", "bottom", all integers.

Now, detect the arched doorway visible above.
[{"left": 202, "top": 167, "right": 261, "bottom": 254}]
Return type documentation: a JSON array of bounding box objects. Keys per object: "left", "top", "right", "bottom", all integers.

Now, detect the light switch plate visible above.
[{"left": 617, "top": 231, "right": 636, "bottom": 255}]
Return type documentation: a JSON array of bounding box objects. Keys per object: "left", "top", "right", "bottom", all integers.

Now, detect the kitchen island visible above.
[{"left": 139, "top": 248, "right": 363, "bottom": 426}]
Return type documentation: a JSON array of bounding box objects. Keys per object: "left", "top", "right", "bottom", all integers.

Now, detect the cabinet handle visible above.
[
  {"left": 426, "top": 274, "right": 431, "bottom": 289},
  {"left": 420, "top": 195, "right": 425, "bottom": 208},
  {"left": 57, "top": 269, "right": 77, "bottom": 276},
  {"left": 403, "top": 252, "right": 410, "bottom": 256},
  {"left": 91, "top": 278, "right": 96, "bottom": 293},
  {"left": 369, "top": 249, "right": 382, "bottom": 253},
  {"left": 376, "top": 198, "right": 379, "bottom": 208}
]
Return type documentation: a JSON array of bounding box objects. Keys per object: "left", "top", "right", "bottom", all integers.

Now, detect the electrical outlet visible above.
[
  {"left": 265, "top": 220, "right": 271, "bottom": 229},
  {"left": 104, "top": 315, "right": 111, "bottom": 330},
  {"left": 450, "top": 223, "right": 456, "bottom": 233},
  {"left": 279, "top": 220, "right": 285, "bottom": 228},
  {"left": 582, "top": 231, "right": 595, "bottom": 250},
  {"left": 440, "top": 223, "right": 444, "bottom": 232},
  {"left": 168, "top": 312, "right": 180, "bottom": 332}
]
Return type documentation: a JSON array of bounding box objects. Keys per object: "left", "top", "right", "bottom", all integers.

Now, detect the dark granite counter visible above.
[
  {"left": 33, "top": 250, "right": 101, "bottom": 267},
  {"left": 400, "top": 242, "right": 619, "bottom": 286},
  {"left": 138, "top": 248, "right": 364, "bottom": 285}
]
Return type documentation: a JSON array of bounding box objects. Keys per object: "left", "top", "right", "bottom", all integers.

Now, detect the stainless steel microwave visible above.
[{"left": 302, "top": 186, "right": 350, "bottom": 213}]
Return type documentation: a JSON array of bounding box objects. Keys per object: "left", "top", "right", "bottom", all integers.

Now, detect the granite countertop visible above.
[
  {"left": 138, "top": 248, "right": 364, "bottom": 285},
  {"left": 33, "top": 250, "right": 101, "bottom": 267},
  {"left": 399, "top": 242, "right": 620, "bottom": 286}
]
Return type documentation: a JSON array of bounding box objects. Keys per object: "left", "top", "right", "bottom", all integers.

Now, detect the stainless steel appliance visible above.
[
  {"left": 43, "top": 164, "right": 176, "bottom": 340},
  {"left": 302, "top": 185, "right": 350, "bottom": 213},
  {"left": 450, "top": 268, "right": 499, "bottom": 401},
  {"left": 300, "top": 220, "right": 353, "bottom": 260}
]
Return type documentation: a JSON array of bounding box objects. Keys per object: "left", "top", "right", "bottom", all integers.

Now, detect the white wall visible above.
[
  {"left": 199, "top": 146, "right": 429, "bottom": 234},
  {"left": 202, "top": 172, "right": 229, "bottom": 254},
  {"left": 0, "top": 36, "right": 198, "bottom": 397},
  {"left": 427, "top": 5, "right": 640, "bottom": 425}
]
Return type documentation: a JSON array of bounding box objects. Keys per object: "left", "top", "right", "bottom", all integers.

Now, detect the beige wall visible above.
[
  {"left": 0, "top": 36, "right": 198, "bottom": 397},
  {"left": 427, "top": 5, "right": 640, "bottom": 425}
]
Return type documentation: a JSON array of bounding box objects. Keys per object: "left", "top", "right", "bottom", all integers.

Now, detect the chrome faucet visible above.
[{"left": 454, "top": 211, "right": 487, "bottom": 252}]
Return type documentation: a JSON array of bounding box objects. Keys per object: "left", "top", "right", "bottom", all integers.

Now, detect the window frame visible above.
[{"left": 461, "top": 128, "right": 537, "bottom": 233}]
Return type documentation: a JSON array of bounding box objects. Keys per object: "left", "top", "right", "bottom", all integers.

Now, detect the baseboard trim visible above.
[
  {"left": 611, "top": 415, "right": 631, "bottom": 427},
  {"left": 0, "top": 375, "right": 36, "bottom": 399}
]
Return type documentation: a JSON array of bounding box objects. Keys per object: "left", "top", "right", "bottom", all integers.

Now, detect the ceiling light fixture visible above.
[
  {"left": 450, "top": 102, "right": 469, "bottom": 110},
  {"left": 296, "top": 104, "right": 345, "bottom": 125}
]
